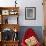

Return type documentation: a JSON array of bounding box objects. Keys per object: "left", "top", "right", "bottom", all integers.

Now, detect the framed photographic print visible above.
[{"left": 25, "top": 7, "right": 36, "bottom": 20}]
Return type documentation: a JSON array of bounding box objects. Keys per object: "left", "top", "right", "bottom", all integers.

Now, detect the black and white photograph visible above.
[{"left": 25, "top": 7, "right": 36, "bottom": 20}]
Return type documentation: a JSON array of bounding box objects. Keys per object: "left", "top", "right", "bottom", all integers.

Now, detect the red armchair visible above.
[{"left": 21, "top": 28, "right": 41, "bottom": 46}]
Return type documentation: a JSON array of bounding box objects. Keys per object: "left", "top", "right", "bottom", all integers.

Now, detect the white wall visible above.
[
  {"left": 18, "top": 0, "right": 44, "bottom": 26},
  {"left": 0, "top": 0, "right": 44, "bottom": 26}
]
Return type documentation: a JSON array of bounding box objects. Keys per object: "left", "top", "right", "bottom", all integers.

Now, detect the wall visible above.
[
  {"left": 18, "top": 0, "right": 44, "bottom": 26},
  {"left": 0, "top": 0, "right": 44, "bottom": 26}
]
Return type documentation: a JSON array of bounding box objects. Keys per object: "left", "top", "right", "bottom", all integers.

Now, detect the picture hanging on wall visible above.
[{"left": 25, "top": 7, "right": 36, "bottom": 20}]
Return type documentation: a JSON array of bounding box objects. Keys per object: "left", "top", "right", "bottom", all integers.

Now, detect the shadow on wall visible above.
[{"left": 18, "top": 26, "right": 44, "bottom": 44}]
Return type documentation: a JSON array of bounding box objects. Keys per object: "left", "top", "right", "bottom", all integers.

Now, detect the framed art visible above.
[
  {"left": 9, "top": 9, "right": 18, "bottom": 15},
  {"left": 2, "top": 10, "right": 9, "bottom": 15},
  {"left": 25, "top": 7, "right": 36, "bottom": 20}
]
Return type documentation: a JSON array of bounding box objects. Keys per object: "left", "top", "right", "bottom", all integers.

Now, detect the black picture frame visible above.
[{"left": 25, "top": 7, "right": 36, "bottom": 20}]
